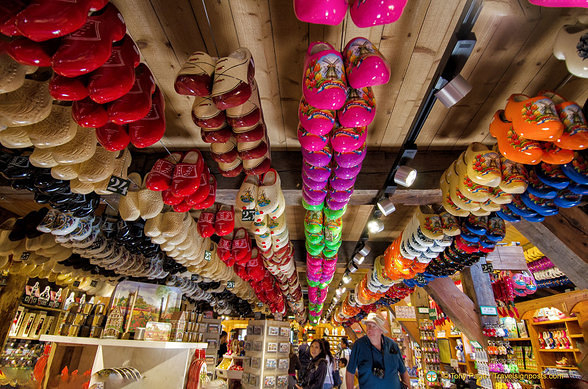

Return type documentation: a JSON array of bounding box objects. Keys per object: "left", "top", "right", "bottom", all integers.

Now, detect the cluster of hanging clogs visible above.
[
  {"left": 294, "top": 0, "right": 407, "bottom": 27},
  {"left": 0, "top": 76, "right": 133, "bottom": 195},
  {"left": 234, "top": 171, "right": 305, "bottom": 318},
  {"left": 496, "top": 154, "right": 586, "bottom": 223},
  {"left": 331, "top": 282, "right": 413, "bottom": 327},
  {"left": 306, "top": 253, "right": 337, "bottom": 321},
  {"left": 1, "top": 1, "right": 166, "bottom": 149},
  {"left": 490, "top": 91, "right": 587, "bottom": 166},
  {"left": 144, "top": 150, "right": 216, "bottom": 213},
  {"left": 175, "top": 48, "right": 270, "bottom": 177},
  {"left": 440, "top": 142, "right": 529, "bottom": 217}
]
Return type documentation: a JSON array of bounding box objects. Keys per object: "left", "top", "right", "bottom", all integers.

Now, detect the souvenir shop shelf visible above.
[{"left": 39, "top": 335, "right": 207, "bottom": 388}]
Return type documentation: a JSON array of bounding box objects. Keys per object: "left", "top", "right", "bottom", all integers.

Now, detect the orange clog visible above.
[
  {"left": 504, "top": 93, "right": 563, "bottom": 142},
  {"left": 541, "top": 142, "right": 574, "bottom": 165},
  {"left": 489, "top": 110, "right": 544, "bottom": 165}
]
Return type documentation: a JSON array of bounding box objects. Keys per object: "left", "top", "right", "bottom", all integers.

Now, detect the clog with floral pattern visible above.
[
  {"left": 496, "top": 205, "right": 521, "bottom": 223},
  {"left": 526, "top": 169, "right": 558, "bottom": 199},
  {"left": 535, "top": 163, "right": 570, "bottom": 189},
  {"left": 440, "top": 171, "right": 469, "bottom": 217},
  {"left": 554, "top": 189, "right": 582, "bottom": 208},
  {"left": 303, "top": 42, "right": 347, "bottom": 110},
  {"left": 342, "top": 37, "right": 391, "bottom": 88},
  {"left": 297, "top": 124, "right": 328, "bottom": 152},
  {"left": 298, "top": 97, "right": 335, "bottom": 136},
  {"left": 488, "top": 186, "right": 512, "bottom": 205},
  {"left": 454, "top": 157, "right": 490, "bottom": 202},
  {"left": 464, "top": 142, "right": 502, "bottom": 187},
  {"left": 489, "top": 110, "right": 544, "bottom": 165},
  {"left": 331, "top": 125, "right": 367, "bottom": 153},
  {"left": 521, "top": 192, "right": 559, "bottom": 216},
  {"left": 499, "top": 156, "right": 528, "bottom": 194},
  {"left": 539, "top": 90, "right": 588, "bottom": 150},
  {"left": 504, "top": 93, "right": 563, "bottom": 142},
  {"left": 507, "top": 195, "right": 539, "bottom": 218},
  {"left": 561, "top": 152, "right": 588, "bottom": 185},
  {"left": 447, "top": 168, "right": 482, "bottom": 212},
  {"left": 540, "top": 142, "right": 574, "bottom": 165},
  {"left": 338, "top": 87, "right": 376, "bottom": 128}
]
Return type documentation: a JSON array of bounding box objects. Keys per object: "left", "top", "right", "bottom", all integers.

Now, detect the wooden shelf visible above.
[
  {"left": 457, "top": 362, "right": 467, "bottom": 365},
  {"left": 531, "top": 318, "right": 578, "bottom": 325},
  {"left": 570, "top": 334, "right": 584, "bottom": 338},
  {"left": 519, "top": 369, "right": 538, "bottom": 373},
  {"left": 7, "top": 336, "right": 44, "bottom": 341},
  {"left": 448, "top": 334, "right": 463, "bottom": 338},
  {"left": 507, "top": 337, "right": 531, "bottom": 341},
  {"left": 21, "top": 303, "right": 64, "bottom": 313},
  {"left": 538, "top": 348, "right": 580, "bottom": 352},
  {"left": 40, "top": 335, "right": 207, "bottom": 350},
  {"left": 540, "top": 365, "right": 579, "bottom": 370}
]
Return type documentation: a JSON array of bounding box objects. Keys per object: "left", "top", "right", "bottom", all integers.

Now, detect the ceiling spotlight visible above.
[
  {"left": 342, "top": 273, "right": 352, "bottom": 284},
  {"left": 377, "top": 197, "right": 396, "bottom": 216},
  {"left": 358, "top": 244, "right": 371, "bottom": 257},
  {"left": 347, "top": 261, "right": 358, "bottom": 273},
  {"left": 394, "top": 166, "right": 417, "bottom": 187},
  {"left": 367, "top": 219, "right": 385, "bottom": 234},
  {"left": 353, "top": 254, "right": 365, "bottom": 265},
  {"left": 335, "top": 288, "right": 343, "bottom": 296},
  {"left": 435, "top": 74, "right": 472, "bottom": 108}
]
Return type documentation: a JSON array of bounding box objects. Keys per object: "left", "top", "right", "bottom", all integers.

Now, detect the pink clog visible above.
[
  {"left": 293, "top": 0, "right": 347, "bottom": 26},
  {"left": 333, "top": 164, "right": 362, "bottom": 179},
  {"left": 297, "top": 124, "right": 328, "bottom": 151},
  {"left": 326, "top": 197, "right": 348, "bottom": 210},
  {"left": 328, "top": 187, "right": 353, "bottom": 203},
  {"left": 303, "top": 162, "right": 332, "bottom": 182},
  {"left": 334, "top": 143, "right": 367, "bottom": 167},
  {"left": 338, "top": 87, "right": 376, "bottom": 127},
  {"left": 343, "top": 37, "right": 391, "bottom": 88},
  {"left": 303, "top": 42, "right": 347, "bottom": 110},
  {"left": 331, "top": 125, "right": 367, "bottom": 152},
  {"left": 301, "top": 144, "right": 333, "bottom": 167},
  {"left": 529, "top": 0, "right": 588, "bottom": 6},
  {"left": 298, "top": 97, "right": 336, "bottom": 136},
  {"left": 303, "top": 185, "right": 327, "bottom": 202},
  {"left": 303, "top": 190, "right": 324, "bottom": 206},
  {"left": 349, "top": 0, "right": 408, "bottom": 28}
]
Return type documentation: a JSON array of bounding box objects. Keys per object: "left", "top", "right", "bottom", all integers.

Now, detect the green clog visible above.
[
  {"left": 302, "top": 198, "right": 324, "bottom": 211},
  {"left": 304, "top": 210, "right": 324, "bottom": 234}
]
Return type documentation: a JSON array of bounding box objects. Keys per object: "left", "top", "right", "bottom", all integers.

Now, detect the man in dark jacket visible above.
[{"left": 298, "top": 335, "right": 312, "bottom": 381}]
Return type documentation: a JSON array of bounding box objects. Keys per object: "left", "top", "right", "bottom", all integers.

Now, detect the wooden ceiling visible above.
[{"left": 113, "top": 0, "right": 588, "bottom": 150}]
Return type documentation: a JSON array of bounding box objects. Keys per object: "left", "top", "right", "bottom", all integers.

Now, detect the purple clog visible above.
[
  {"left": 328, "top": 187, "right": 353, "bottom": 203},
  {"left": 334, "top": 143, "right": 366, "bottom": 168},
  {"left": 301, "top": 144, "right": 333, "bottom": 167},
  {"left": 333, "top": 163, "right": 362, "bottom": 179},
  {"left": 303, "top": 185, "right": 327, "bottom": 202},
  {"left": 330, "top": 174, "right": 356, "bottom": 190},
  {"left": 326, "top": 197, "right": 348, "bottom": 210},
  {"left": 303, "top": 170, "right": 327, "bottom": 190},
  {"left": 303, "top": 162, "right": 332, "bottom": 182}
]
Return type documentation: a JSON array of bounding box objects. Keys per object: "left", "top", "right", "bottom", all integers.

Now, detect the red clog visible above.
[
  {"left": 15, "top": 0, "right": 109, "bottom": 42},
  {"left": 49, "top": 73, "right": 89, "bottom": 101},
  {"left": 232, "top": 227, "right": 251, "bottom": 262},
  {"left": 201, "top": 125, "right": 232, "bottom": 144},
  {"left": 185, "top": 168, "right": 210, "bottom": 206},
  {"left": 217, "top": 234, "right": 234, "bottom": 266},
  {"left": 197, "top": 207, "right": 216, "bottom": 238},
  {"left": 191, "top": 96, "right": 226, "bottom": 129},
  {"left": 7, "top": 37, "right": 59, "bottom": 66},
  {"left": 192, "top": 174, "right": 216, "bottom": 210},
  {"left": 215, "top": 205, "right": 235, "bottom": 236},
  {"left": 129, "top": 87, "right": 166, "bottom": 148},
  {"left": 107, "top": 64, "right": 155, "bottom": 125},
  {"left": 226, "top": 80, "right": 261, "bottom": 129},
  {"left": 87, "top": 34, "right": 140, "bottom": 104},
  {"left": 173, "top": 199, "right": 192, "bottom": 213},
  {"left": 95, "top": 122, "right": 130, "bottom": 151},
  {"left": 0, "top": 1, "right": 28, "bottom": 37},
  {"left": 72, "top": 97, "right": 108, "bottom": 127},
  {"left": 51, "top": 3, "right": 126, "bottom": 77},
  {"left": 234, "top": 122, "right": 266, "bottom": 143},
  {"left": 162, "top": 188, "right": 184, "bottom": 206},
  {"left": 211, "top": 48, "right": 255, "bottom": 110},
  {"left": 171, "top": 149, "right": 204, "bottom": 197},
  {"left": 238, "top": 137, "right": 268, "bottom": 160},
  {"left": 247, "top": 248, "right": 266, "bottom": 282},
  {"left": 174, "top": 51, "right": 216, "bottom": 97},
  {"left": 145, "top": 152, "right": 182, "bottom": 191}
]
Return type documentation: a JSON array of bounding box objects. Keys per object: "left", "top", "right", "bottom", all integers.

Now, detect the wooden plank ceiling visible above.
[{"left": 112, "top": 0, "right": 588, "bottom": 150}]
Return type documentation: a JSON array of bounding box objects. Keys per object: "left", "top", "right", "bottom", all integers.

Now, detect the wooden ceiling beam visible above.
[{"left": 514, "top": 209, "right": 588, "bottom": 290}]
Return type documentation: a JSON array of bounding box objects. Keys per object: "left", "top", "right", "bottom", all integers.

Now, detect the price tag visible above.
[
  {"left": 418, "top": 307, "right": 430, "bottom": 314},
  {"left": 470, "top": 341, "right": 483, "bottom": 349},
  {"left": 90, "top": 280, "right": 98, "bottom": 288},
  {"left": 242, "top": 209, "right": 256, "bottom": 222},
  {"left": 20, "top": 252, "right": 31, "bottom": 261},
  {"left": 204, "top": 251, "right": 212, "bottom": 262},
  {"left": 480, "top": 305, "right": 498, "bottom": 316},
  {"left": 106, "top": 175, "right": 130, "bottom": 195},
  {"left": 227, "top": 281, "right": 235, "bottom": 289},
  {"left": 481, "top": 263, "right": 494, "bottom": 273}
]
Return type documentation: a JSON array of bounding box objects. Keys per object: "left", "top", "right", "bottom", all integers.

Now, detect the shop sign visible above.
[
  {"left": 470, "top": 341, "right": 482, "bottom": 349},
  {"left": 418, "top": 307, "right": 430, "bottom": 314},
  {"left": 437, "top": 330, "right": 446, "bottom": 338},
  {"left": 106, "top": 175, "right": 130, "bottom": 195},
  {"left": 480, "top": 305, "right": 498, "bottom": 316},
  {"left": 395, "top": 305, "right": 416, "bottom": 320},
  {"left": 429, "top": 308, "right": 437, "bottom": 320},
  {"left": 481, "top": 263, "right": 494, "bottom": 273},
  {"left": 242, "top": 209, "right": 256, "bottom": 222}
]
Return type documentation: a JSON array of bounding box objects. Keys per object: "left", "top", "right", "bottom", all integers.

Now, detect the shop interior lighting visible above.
[
  {"left": 367, "top": 218, "right": 385, "bottom": 234},
  {"left": 347, "top": 261, "right": 359, "bottom": 274},
  {"left": 358, "top": 244, "right": 371, "bottom": 257},
  {"left": 377, "top": 197, "right": 396, "bottom": 216},
  {"left": 353, "top": 254, "right": 365, "bottom": 265},
  {"left": 434, "top": 74, "right": 472, "bottom": 108},
  {"left": 342, "top": 272, "right": 352, "bottom": 284},
  {"left": 394, "top": 165, "right": 417, "bottom": 187}
]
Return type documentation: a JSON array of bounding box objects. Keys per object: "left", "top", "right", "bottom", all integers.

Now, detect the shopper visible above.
[
  {"left": 346, "top": 313, "right": 411, "bottom": 389},
  {"left": 217, "top": 331, "right": 228, "bottom": 363},
  {"left": 338, "top": 337, "right": 351, "bottom": 363},
  {"left": 338, "top": 357, "right": 348, "bottom": 389},
  {"left": 322, "top": 339, "right": 336, "bottom": 389},
  {"left": 298, "top": 335, "right": 311, "bottom": 381},
  {"left": 296, "top": 339, "right": 328, "bottom": 389},
  {"left": 289, "top": 344, "right": 302, "bottom": 389}
]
